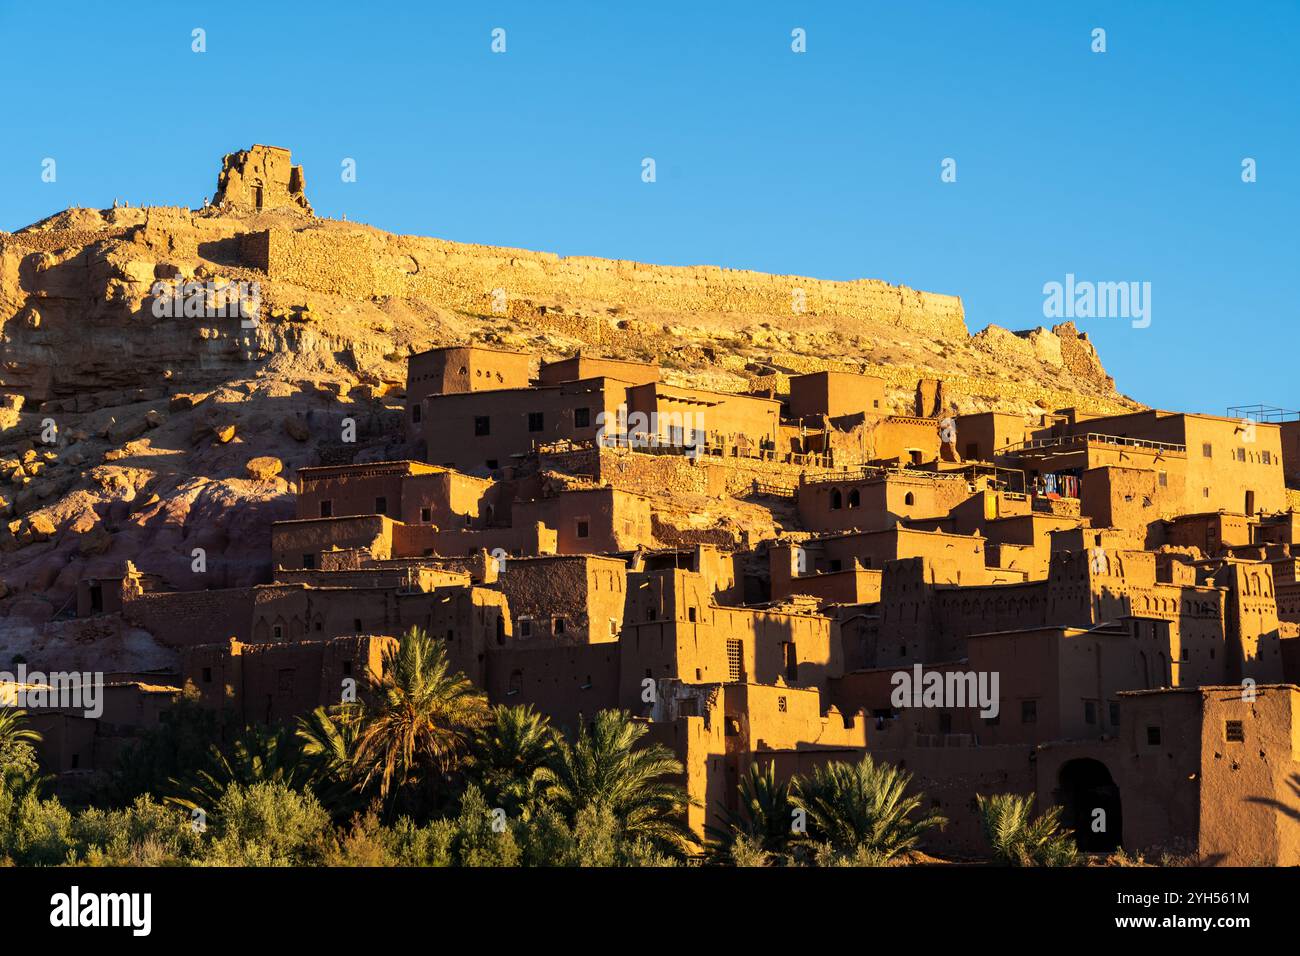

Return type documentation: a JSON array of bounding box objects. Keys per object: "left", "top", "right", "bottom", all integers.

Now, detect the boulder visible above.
[
  {"left": 283, "top": 416, "right": 311, "bottom": 442},
  {"left": 245, "top": 456, "right": 284, "bottom": 481},
  {"left": 28, "top": 512, "right": 56, "bottom": 539},
  {"left": 78, "top": 525, "right": 113, "bottom": 555},
  {"left": 107, "top": 415, "right": 148, "bottom": 444}
]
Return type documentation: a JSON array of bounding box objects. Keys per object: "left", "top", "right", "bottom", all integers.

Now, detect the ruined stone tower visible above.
[{"left": 212, "top": 145, "right": 312, "bottom": 214}]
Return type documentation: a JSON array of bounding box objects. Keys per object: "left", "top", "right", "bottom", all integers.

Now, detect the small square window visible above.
[
  {"left": 528, "top": 411, "right": 544, "bottom": 432},
  {"left": 1146, "top": 725, "right": 1162, "bottom": 745},
  {"left": 1021, "top": 700, "right": 1037, "bottom": 724},
  {"left": 1158, "top": 471, "right": 1167, "bottom": 487},
  {"left": 554, "top": 616, "right": 566, "bottom": 635},
  {"left": 520, "top": 618, "right": 533, "bottom": 638},
  {"left": 1109, "top": 702, "right": 1120, "bottom": 727},
  {"left": 319, "top": 500, "right": 333, "bottom": 518},
  {"left": 1202, "top": 442, "right": 1213, "bottom": 457},
  {"left": 777, "top": 696, "right": 788, "bottom": 713},
  {"left": 420, "top": 507, "right": 432, "bottom": 522},
  {"left": 302, "top": 553, "right": 315, "bottom": 569},
  {"left": 474, "top": 416, "right": 491, "bottom": 436},
  {"left": 1084, "top": 700, "right": 1097, "bottom": 724},
  {"left": 1225, "top": 720, "right": 1245, "bottom": 742},
  {"left": 574, "top": 407, "right": 591, "bottom": 428},
  {"left": 375, "top": 497, "right": 387, "bottom": 515},
  {"left": 687, "top": 607, "right": 697, "bottom": 622},
  {"left": 272, "top": 624, "right": 283, "bottom": 640},
  {"left": 576, "top": 519, "right": 590, "bottom": 539}
]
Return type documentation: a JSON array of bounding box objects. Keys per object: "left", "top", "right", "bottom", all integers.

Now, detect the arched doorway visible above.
[{"left": 1057, "top": 758, "right": 1122, "bottom": 852}]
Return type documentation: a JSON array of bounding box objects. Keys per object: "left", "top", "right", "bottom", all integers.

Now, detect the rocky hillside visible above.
[{"left": 0, "top": 164, "right": 1140, "bottom": 663}]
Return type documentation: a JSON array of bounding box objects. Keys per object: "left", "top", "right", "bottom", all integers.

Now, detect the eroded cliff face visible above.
[{"left": 0, "top": 187, "right": 1138, "bottom": 660}]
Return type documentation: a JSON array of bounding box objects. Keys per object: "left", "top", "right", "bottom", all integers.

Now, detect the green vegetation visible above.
[
  {"left": 707, "top": 756, "right": 947, "bottom": 867},
  {"left": 975, "top": 792, "right": 1078, "bottom": 867},
  {"left": 0, "top": 629, "right": 1073, "bottom": 868},
  {"left": 0, "top": 628, "right": 694, "bottom": 866}
]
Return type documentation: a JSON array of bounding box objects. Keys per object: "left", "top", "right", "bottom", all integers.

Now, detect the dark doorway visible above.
[
  {"left": 1245, "top": 490, "right": 1255, "bottom": 515},
  {"left": 1057, "top": 759, "right": 1122, "bottom": 852},
  {"left": 253, "top": 184, "right": 264, "bottom": 210}
]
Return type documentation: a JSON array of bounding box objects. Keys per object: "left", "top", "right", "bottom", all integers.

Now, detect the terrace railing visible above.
[
  {"left": 999, "top": 432, "right": 1186, "bottom": 455},
  {"left": 538, "top": 435, "right": 839, "bottom": 469},
  {"left": 1227, "top": 404, "right": 1300, "bottom": 423}
]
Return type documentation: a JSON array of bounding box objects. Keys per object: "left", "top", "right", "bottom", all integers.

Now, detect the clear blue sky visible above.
[{"left": 2, "top": 1, "right": 1295, "bottom": 414}]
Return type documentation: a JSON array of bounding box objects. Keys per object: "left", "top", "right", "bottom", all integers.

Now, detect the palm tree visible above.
[
  {"left": 167, "top": 723, "right": 311, "bottom": 815},
  {"left": 976, "top": 793, "right": 1078, "bottom": 866},
  {"left": 295, "top": 704, "right": 367, "bottom": 818},
  {"left": 469, "top": 704, "right": 558, "bottom": 817},
  {"left": 0, "top": 708, "right": 41, "bottom": 749},
  {"left": 791, "top": 755, "right": 945, "bottom": 862},
  {"left": 538, "top": 709, "right": 691, "bottom": 853},
  {"left": 352, "top": 627, "right": 489, "bottom": 802},
  {"left": 0, "top": 707, "right": 44, "bottom": 795},
  {"left": 706, "top": 761, "right": 794, "bottom": 857}
]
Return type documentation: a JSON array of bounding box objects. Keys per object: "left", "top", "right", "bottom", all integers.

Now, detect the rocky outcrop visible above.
[{"left": 0, "top": 148, "right": 1139, "bottom": 642}]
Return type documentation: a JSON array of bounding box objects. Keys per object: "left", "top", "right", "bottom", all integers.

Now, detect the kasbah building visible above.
[{"left": 27, "top": 146, "right": 1300, "bottom": 865}]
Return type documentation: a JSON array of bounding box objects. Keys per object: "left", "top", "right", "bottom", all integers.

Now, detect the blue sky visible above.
[{"left": 1, "top": 1, "right": 1295, "bottom": 414}]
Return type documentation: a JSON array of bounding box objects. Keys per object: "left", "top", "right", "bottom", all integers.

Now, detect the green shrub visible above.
[{"left": 204, "top": 782, "right": 331, "bottom": 866}]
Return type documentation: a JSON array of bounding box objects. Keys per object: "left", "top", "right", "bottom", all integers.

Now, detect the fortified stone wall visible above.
[
  {"left": 261, "top": 225, "right": 969, "bottom": 338},
  {"left": 123, "top": 585, "right": 256, "bottom": 647}
]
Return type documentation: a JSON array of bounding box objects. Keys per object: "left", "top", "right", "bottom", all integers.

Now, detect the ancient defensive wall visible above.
[{"left": 250, "top": 222, "right": 970, "bottom": 339}]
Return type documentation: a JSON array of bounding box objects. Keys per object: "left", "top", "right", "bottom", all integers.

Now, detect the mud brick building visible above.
[{"left": 61, "top": 344, "right": 1300, "bottom": 864}]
